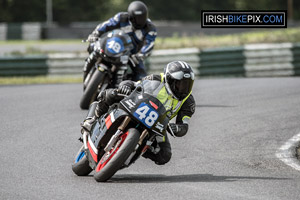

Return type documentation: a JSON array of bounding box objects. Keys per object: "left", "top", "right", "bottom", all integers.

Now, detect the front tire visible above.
[
  {"left": 72, "top": 145, "right": 92, "bottom": 176},
  {"left": 80, "top": 70, "right": 106, "bottom": 110},
  {"left": 93, "top": 128, "right": 140, "bottom": 182}
]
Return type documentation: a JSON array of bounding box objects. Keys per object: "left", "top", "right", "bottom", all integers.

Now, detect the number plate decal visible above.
[
  {"left": 106, "top": 37, "right": 124, "bottom": 54},
  {"left": 133, "top": 102, "right": 159, "bottom": 128}
]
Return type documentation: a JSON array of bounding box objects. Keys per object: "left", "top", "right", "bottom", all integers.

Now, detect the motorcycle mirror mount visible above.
[{"left": 135, "top": 86, "right": 143, "bottom": 93}]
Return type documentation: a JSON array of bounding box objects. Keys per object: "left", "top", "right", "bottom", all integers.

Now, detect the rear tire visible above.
[
  {"left": 72, "top": 145, "right": 92, "bottom": 176},
  {"left": 80, "top": 70, "right": 105, "bottom": 110},
  {"left": 93, "top": 128, "right": 140, "bottom": 182}
]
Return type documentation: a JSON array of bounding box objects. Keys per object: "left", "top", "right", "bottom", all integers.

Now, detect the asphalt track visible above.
[{"left": 1, "top": 78, "right": 300, "bottom": 200}]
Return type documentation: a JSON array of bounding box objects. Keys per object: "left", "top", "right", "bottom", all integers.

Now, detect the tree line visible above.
[{"left": 0, "top": 0, "right": 298, "bottom": 23}]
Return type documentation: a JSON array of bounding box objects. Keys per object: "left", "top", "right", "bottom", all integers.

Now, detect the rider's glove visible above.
[
  {"left": 118, "top": 84, "right": 131, "bottom": 95},
  {"left": 87, "top": 34, "right": 99, "bottom": 43},
  {"left": 168, "top": 123, "right": 189, "bottom": 137},
  {"left": 117, "top": 80, "right": 135, "bottom": 95}
]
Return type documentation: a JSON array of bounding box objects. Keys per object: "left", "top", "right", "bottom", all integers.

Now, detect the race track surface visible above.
[{"left": 1, "top": 78, "right": 300, "bottom": 200}]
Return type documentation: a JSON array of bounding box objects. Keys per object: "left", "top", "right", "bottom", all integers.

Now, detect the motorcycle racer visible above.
[
  {"left": 81, "top": 61, "right": 196, "bottom": 165},
  {"left": 83, "top": 1, "right": 157, "bottom": 81}
]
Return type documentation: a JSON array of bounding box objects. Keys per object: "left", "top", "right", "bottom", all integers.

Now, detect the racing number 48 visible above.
[
  {"left": 108, "top": 40, "right": 121, "bottom": 53},
  {"left": 135, "top": 105, "right": 158, "bottom": 127}
]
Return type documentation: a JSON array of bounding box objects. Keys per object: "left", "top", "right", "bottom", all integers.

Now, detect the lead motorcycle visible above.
[
  {"left": 80, "top": 29, "right": 137, "bottom": 110},
  {"left": 72, "top": 81, "right": 173, "bottom": 182}
]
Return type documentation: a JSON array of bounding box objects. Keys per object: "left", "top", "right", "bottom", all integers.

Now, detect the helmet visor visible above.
[
  {"left": 168, "top": 77, "right": 194, "bottom": 100},
  {"left": 175, "top": 79, "right": 194, "bottom": 99},
  {"left": 130, "top": 14, "right": 147, "bottom": 29}
]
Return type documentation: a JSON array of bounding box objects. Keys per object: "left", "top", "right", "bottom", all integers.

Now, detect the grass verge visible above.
[
  {"left": 2, "top": 28, "right": 300, "bottom": 53},
  {"left": 0, "top": 76, "right": 82, "bottom": 85},
  {"left": 156, "top": 28, "right": 300, "bottom": 49},
  {"left": 1, "top": 28, "right": 300, "bottom": 84}
]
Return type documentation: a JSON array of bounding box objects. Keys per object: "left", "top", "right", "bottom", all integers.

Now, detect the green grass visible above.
[
  {"left": 0, "top": 76, "right": 82, "bottom": 85},
  {"left": 0, "top": 39, "right": 81, "bottom": 45},
  {"left": 0, "top": 39, "right": 84, "bottom": 55},
  {"left": 155, "top": 28, "right": 300, "bottom": 49},
  {"left": 1, "top": 28, "right": 300, "bottom": 84},
  {"left": 2, "top": 28, "right": 300, "bottom": 51}
]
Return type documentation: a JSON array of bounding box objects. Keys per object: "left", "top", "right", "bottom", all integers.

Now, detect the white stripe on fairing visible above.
[
  {"left": 276, "top": 132, "right": 300, "bottom": 171},
  {"left": 110, "top": 112, "right": 115, "bottom": 123},
  {"left": 88, "top": 135, "right": 98, "bottom": 154}
]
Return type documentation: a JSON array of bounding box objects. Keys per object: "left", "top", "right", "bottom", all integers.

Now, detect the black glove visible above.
[
  {"left": 118, "top": 84, "right": 131, "bottom": 95},
  {"left": 118, "top": 80, "right": 134, "bottom": 95},
  {"left": 87, "top": 34, "right": 99, "bottom": 43},
  {"left": 168, "top": 123, "right": 189, "bottom": 137}
]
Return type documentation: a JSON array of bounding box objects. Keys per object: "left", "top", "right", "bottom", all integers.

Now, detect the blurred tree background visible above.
[{"left": 0, "top": 0, "right": 298, "bottom": 23}]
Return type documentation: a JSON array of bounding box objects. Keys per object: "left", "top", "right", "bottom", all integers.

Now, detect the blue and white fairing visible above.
[{"left": 98, "top": 30, "right": 134, "bottom": 64}]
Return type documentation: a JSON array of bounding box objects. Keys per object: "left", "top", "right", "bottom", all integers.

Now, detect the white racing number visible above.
[
  {"left": 134, "top": 103, "right": 158, "bottom": 128},
  {"left": 107, "top": 40, "right": 121, "bottom": 53}
]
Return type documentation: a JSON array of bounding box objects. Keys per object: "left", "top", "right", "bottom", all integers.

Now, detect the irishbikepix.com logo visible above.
[{"left": 201, "top": 11, "right": 287, "bottom": 28}]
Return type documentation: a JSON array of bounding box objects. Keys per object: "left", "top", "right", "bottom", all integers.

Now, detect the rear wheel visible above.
[
  {"left": 72, "top": 145, "right": 92, "bottom": 176},
  {"left": 80, "top": 70, "right": 106, "bottom": 110},
  {"left": 93, "top": 128, "right": 140, "bottom": 182}
]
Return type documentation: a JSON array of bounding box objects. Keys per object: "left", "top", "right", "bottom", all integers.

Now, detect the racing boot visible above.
[
  {"left": 81, "top": 102, "right": 98, "bottom": 134},
  {"left": 81, "top": 90, "right": 111, "bottom": 134},
  {"left": 142, "top": 135, "right": 172, "bottom": 165},
  {"left": 81, "top": 89, "right": 122, "bottom": 134}
]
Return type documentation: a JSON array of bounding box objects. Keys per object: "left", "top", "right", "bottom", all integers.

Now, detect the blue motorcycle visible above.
[{"left": 80, "top": 30, "right": 135, "bottom": 109}]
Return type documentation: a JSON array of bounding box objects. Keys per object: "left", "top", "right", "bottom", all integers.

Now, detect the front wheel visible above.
[
  {"left": 80, "top": 69, "right": 106, "bottom": 110},
  {"left": 72, "top": 145, "right": 93, "bottom": 176},
  {"left": 93, "top": 128, "right": 140, "bottom": 182}
]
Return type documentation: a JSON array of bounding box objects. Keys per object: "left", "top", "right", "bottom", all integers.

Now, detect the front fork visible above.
[
  {"left": 123, "top": 129, "right": 152, "bottom": 167},
  {"left": 104, "top": 116, "right": 131, "bottom": 152}
]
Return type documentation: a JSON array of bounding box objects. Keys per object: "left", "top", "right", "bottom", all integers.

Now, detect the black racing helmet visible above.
[
  {"left": 128, "top": 1, "right": 148, "bottom": 29},
  {"left": 164, "top": 61, "right": 195, "bottom": 101}
]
